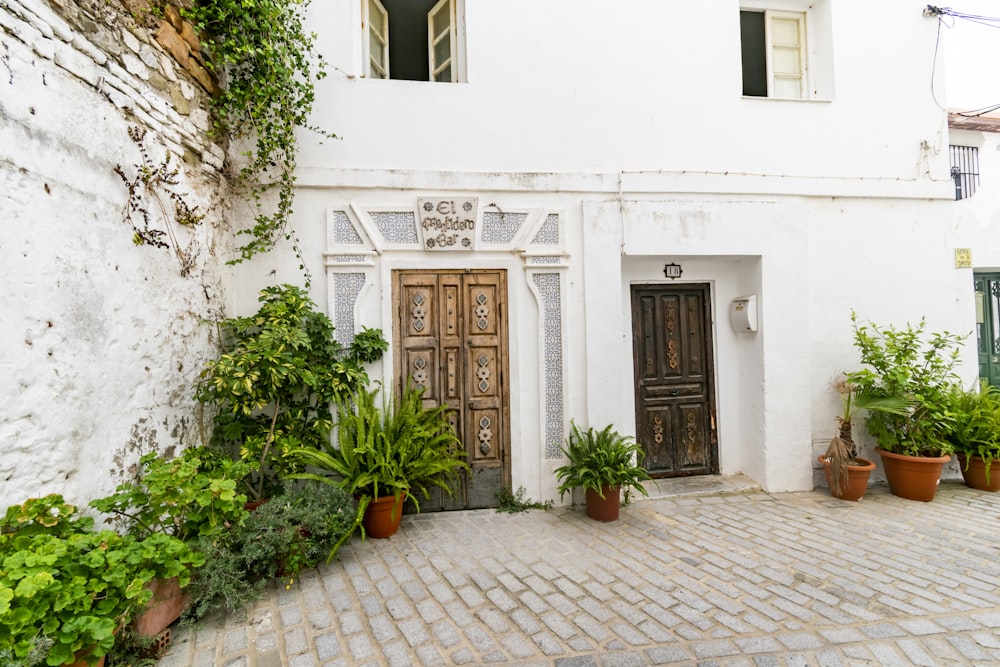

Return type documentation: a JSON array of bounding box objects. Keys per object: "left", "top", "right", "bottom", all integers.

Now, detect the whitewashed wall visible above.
[{"left": 0, "top": 0, "right": 232, "bottom": 509}]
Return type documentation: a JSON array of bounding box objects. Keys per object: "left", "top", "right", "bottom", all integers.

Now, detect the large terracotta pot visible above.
[
  {"left": 362, "top": 493, "right": 407, "bottom": 538},
  {"left": 818, "top": 456, "right": 875, "bottom": 501},
  {"left": 585, "top": 486, "right": 621, "bottom": 522},
  {"left": 957, "top": 453, "right": 1000, "bottom": 492},
  {"left": 133, "top": 576, "right": 188, "bottom": 638},
  {"left": 877, "top": 448, "right": 951, "bottom": 502}
]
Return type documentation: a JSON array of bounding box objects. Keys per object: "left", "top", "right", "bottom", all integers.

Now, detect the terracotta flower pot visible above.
[
  {"left": 133, "top": 576, "right": 188, "bottom": 638},
  {"left": 585, "top": 486, "right": 621, "bottom": 522},
  {"left": 362, "top": 493, "right": 406, "bottom": 538},
  {"left": 819, "top": 456, "right": 875, "bottom": 501},
  {"left": 877, "top": 447, "right": 951, "bottom": 502},
  {"left": 957, "top": 453, "right": 1000, "bottom": 492}
]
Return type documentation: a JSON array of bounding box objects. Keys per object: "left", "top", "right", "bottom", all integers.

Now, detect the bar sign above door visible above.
[{"left": 417, "top": 197, "right": 479, "bottom": 250}]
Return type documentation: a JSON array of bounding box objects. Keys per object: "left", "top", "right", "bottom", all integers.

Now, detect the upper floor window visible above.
[
  {"left": 740, "top": 10, "right": 807, "bottom": 99},
  {"left": 951, "top": 145, "right": 980, "bottom": 200},
  {"left": 363, "top": 0, "right": 464, "bottom": 82}
]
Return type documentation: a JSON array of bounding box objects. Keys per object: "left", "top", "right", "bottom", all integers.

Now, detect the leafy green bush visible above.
[
  {"left": 848, "top": 312, "right": 966, "bottom": 457},
  {"left": 554, "top": 422, "right": 651, "bottom": 500},
  {"left": 195, "top": 284, "right": 387, "bottom": 500},
  {"left": 0, "top": 496, "right": 202, "bottom": 666},
  {"left": 91, "top": 448, "right": 252, "bottom": 543},
  {"left": 182, "top": 481, "right": 355, "bottom": 621}
]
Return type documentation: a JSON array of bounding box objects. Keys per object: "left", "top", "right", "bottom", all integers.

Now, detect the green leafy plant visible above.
[
  {"left": 182, "top": 0, "right": 331, "bottom": 272},
  {"left": 195, "top": 284, "right": 387, "bottom": 500},
  {"left": 555, "top": 422, "right": 651, "bottom": 500},
  {"left": 182, "top": 481, "right": 354, "bottom": 621},
  {"left": 848, "top": 311, "right": 966, "bottom": 457},
  {"left": 0, "top": 496, "right": 202, "bottom": 666},
  {"left": 946, "top": 383, "right": 1000, "bottom": 484},
  {"left": 90, "top": 448, "right": 252, "bottom": 543},
  {"left": 288, "top": 382, "right": 469, "bottom": 555},
  {"left": 496, "top": 486, "right": 553, "bottom": 513}
]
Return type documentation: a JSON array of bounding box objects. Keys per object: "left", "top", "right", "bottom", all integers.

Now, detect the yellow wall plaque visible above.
[{"left": 955, "top": 248, "right": 972, "bottom": 268}]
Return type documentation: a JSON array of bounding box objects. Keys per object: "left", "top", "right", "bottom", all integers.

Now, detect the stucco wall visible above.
[{"left": 0, "top": 0, "right": 233, "bottom": 508}]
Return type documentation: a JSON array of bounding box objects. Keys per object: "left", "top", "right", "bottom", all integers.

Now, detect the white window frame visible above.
[
  {"left": 360, "top": 0, "right": 466, "bottom": 82},
  {"left": 428, "top": 0, "right": 457, "bottom": 83},
  {"left": 741, "top": 0, "right": 833, "bottom": 101},
  {"left": 363, "top": 0, "right": 389, "bottom": 79},
  {"left": 763, "top": 10, "right": 807, "bottom": 99}
]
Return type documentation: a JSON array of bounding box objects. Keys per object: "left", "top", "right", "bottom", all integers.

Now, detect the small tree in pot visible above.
[
  {"left": 848, "top": 311, "right": 966, "bottom": 501},
  {"left": 555, "top": 422, "right": 650, "bottom": 522},
  {"left": 821, "top": 373, "right": 910, "bottom": 501}
]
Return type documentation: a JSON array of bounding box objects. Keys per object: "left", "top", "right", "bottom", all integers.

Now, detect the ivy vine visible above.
[{"left": 182, "top": 0, "right": 332, "bottom": 280}]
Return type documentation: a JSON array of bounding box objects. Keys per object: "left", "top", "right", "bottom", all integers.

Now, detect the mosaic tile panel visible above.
[
  {"left": 371, "top": 211, "right": 419, "bottom": 245},
  {"left": 531, "top": 214, "right": 560, "bottom": 245},
  {"left": 330, "top": 255, "right": 368, "bottom": 263},
  {"left": 527, "top": 256, "right": 561, "bottom": 265},
  {"left": 332, "top": 211, "right": 363, "bottom": 245},
  {"left": 482, "top": 211, "right": 527, "bottom": 244},
  {"left": 333, "top": 272, "right": 365, "bottom": 347},
  {"left": 532, "top": 273, "right": 564, "bottom": 459}
]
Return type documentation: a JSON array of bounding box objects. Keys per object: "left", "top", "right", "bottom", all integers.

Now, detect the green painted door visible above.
[{"left": 975, "top": 273, "right": 1000, "bottom": 388}]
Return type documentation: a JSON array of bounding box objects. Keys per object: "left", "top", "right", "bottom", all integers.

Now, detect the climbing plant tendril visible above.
[{"left": 183, "top": 0, "right": 331, "bottom": 281}]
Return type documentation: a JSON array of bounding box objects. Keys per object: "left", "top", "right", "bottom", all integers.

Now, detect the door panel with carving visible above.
[
  {"left": 631, "top": 284, "right": 718, "bottom": 477},
  {"left": 394, "top": 270, "right": 510, "bottom": 509}
]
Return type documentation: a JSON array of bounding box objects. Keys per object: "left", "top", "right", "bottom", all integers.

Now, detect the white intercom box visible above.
[{"left": 730, "top": 295, "right": 758, "bottom": 333}]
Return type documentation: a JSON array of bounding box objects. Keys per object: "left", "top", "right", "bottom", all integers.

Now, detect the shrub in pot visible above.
[
  {"left": 288, "top": 382, "right": 469, "bottom": 550},
  {"left": 0, "top": 496, "right": 201, "bottom": 666},
  {"left": 554, "top": 422, "right": 650, "bottom": 521},
  {"left": 848, "top": 312, "right": 965, "bottom": 501},
  {"left": 945, "top": 383, "right": 1000, "bottom": 491},
  {"left": 194, "top": 284, "right": 387, "bottom": 501}
]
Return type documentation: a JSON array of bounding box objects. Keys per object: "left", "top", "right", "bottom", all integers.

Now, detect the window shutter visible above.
[
  {"left": 366, "top": 0, "right": 389, "bottom": 79},
  {"left": 428, "top": 0, "right": 457, "bottom": 83},
  {"left": 765, "top": 11, "right": 805, "bottom": 99}
]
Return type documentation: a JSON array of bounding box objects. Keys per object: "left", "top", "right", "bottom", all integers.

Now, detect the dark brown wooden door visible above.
[
  {"left": 394, "top": 270, "right": 510, "bottom": 509},
  {"left": 631, "top": 284, "right": 718, "bottom": 477}
]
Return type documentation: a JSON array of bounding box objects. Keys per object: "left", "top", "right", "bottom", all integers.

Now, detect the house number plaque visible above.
[{"left": 417, "top": 197, "right": 478, "bottom": 250}]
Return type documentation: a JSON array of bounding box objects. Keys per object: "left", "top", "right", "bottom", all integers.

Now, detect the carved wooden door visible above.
[
  {"left": 394, "top": 270, "right": 510, "bottom": 509},
  {"left": 631, "top": 284, "right": 718, "bottom": 477}
]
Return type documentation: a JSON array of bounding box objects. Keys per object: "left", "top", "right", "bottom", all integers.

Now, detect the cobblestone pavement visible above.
[{"left": 158, "top": 478, "right": 1000, "bottom": 666}]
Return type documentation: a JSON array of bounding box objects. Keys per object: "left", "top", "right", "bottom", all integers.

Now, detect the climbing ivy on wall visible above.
[{"left": 181, "top": 0, "right": 331, "bottom": 273}]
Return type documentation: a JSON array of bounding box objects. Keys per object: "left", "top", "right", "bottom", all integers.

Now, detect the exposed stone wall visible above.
[{"left": 0, "top": 0, "right": 234, "bottom": 508}]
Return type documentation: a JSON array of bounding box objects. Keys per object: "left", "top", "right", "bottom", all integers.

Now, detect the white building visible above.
[
  {"left": 224, "top": 0, "right": 991, "bottom": 507},
  {"left": 5, "top": 0, "right": 997, "bottom": 509}
]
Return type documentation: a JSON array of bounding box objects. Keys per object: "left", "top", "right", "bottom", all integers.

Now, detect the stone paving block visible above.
[
  {"left": 311, "top": 631, "right": 341, "bottom": 661},
  {"left": 896, "top": 638, "right": 939, "bottom": 666},
  {"left": 414, "top": 644, "right": 446, "bottom": 665},
  {"left": 691, "top": 639, "right": 740, "bottom": 659},
  {"left": 599, "top": 651, "right": 646, "bottom": 667},
  {"left": 288, "top": 653, "right": 319, "bottom": 667},
  {"left": 897, "top": 618, "right": 946, "bottom": 635},
  {"left": 510, "top": 607, "right": 544, "bottom": 635},
  {"left": 346, "top": 633, "right": 375, "bottom": 662},
  {"left": 282, "top": 626, "right": 309, "bottom": 655},
  {"left": 223, "top": 627, "right": 248, "bottom": 654},
  {"left": 776, "top": 632, "right": 824, "bottom": 651}
]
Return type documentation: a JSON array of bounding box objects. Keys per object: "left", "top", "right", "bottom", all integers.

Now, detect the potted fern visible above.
[
  {"left": 946, "top": 383, "right": 1000, "bottom": 491},
  {"left": 288, "top": 382, "right": 468, "bottom": 550},
  {"left": 554, "top": 422, "right": 650, "bottom": 522}
]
